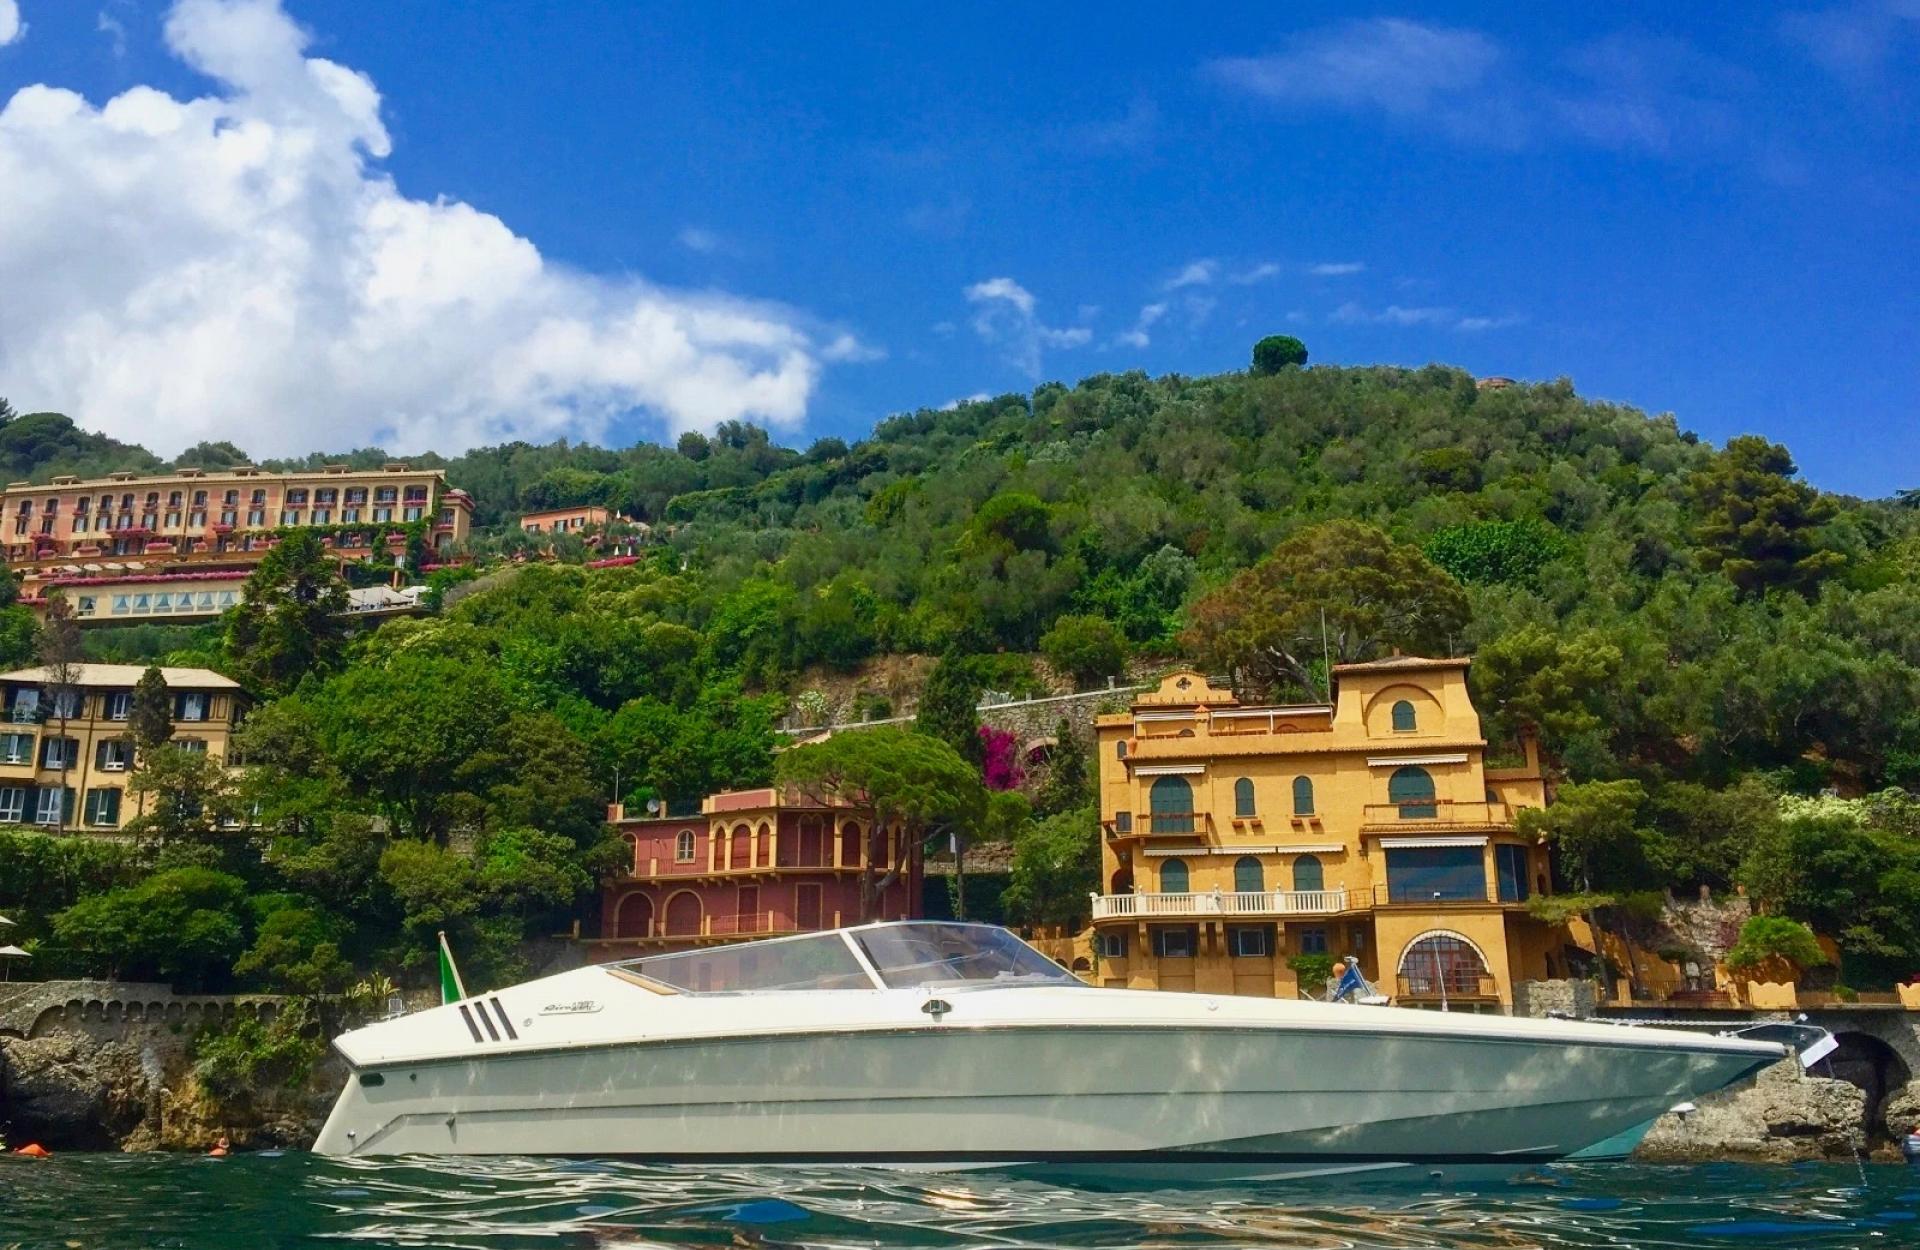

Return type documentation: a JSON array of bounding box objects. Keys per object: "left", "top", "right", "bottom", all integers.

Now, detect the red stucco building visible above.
[{"left": 590, "top": 786, "right": 921, "bottom": 956}]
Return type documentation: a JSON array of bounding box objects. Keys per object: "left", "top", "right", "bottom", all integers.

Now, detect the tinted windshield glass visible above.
[
  {"left": 855, "top": 924, "right": 1082, "bottom": 990},
  {"left": 618, "top": 932, "right": 873, "bottom": 993}
]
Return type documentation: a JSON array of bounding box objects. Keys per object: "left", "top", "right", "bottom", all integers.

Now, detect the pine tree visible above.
[
  {"left": 914, "top": 651, "right": 983, "bottom": 764},
  {"left": 224, "top": 529, "right": 349, "bottom": 695},
  {"left": 130, "top": 664, "right": 173, "bottom": 754},
  {"left": 1035, "top": 718, "right": 1091, "bottom": 817},
  {"left": 1690, "top": 435, "right": 1845, "bottom": 597}
]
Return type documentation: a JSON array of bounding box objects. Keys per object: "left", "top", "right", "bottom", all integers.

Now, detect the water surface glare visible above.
[{"left": 1, "top": 1156, "right": 1916, "bottom": 1249}]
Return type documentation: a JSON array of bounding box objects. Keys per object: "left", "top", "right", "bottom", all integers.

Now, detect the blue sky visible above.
[{"left": 0, "top": 2, "right": 1914, "bottom": 496}]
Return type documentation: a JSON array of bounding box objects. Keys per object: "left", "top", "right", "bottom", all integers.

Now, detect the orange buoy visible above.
[{"left": 13, "top": 1143, "right": 50, "bottom": 1157}]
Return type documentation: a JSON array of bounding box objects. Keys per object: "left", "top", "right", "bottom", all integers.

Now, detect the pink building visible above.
[{"left": 590, "top": 786, "right": 922, "bottom": 956}]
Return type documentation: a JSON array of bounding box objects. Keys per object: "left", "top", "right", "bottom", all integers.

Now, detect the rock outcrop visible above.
[
  {"left": 1, "top": 1031, "right": 339, "bottom": 1151},
  {"left": 1635, "top": 1058, "right": 1868, "bottom": 1163}
]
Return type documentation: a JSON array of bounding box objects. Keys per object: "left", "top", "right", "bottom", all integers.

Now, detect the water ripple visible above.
[{"left": 0, "top": 1156, "right": 1914, "bottom": 1250}]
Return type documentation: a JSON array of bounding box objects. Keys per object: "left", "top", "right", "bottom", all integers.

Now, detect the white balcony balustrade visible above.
[{"left": 1090, "top": 888, "right": 1347, "bottom": 921}]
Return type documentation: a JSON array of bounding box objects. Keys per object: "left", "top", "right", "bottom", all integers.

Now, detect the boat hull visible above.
[{"left": 312, "top": 1019, "right": 1771, "bottom": 1172}]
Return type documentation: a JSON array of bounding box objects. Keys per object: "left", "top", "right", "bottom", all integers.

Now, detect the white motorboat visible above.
[{"left": 313, "top": 921, "right": 1784, "bottom": 1180}]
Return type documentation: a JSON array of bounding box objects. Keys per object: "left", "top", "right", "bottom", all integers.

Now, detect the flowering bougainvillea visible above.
[{"left": 979, "top": 725, "right": 1026, "bottom": 791}]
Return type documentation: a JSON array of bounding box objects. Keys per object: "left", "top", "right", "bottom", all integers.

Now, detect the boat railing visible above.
[{"left": 1089, "top": 888, "right": 1347, "bottom": 920}]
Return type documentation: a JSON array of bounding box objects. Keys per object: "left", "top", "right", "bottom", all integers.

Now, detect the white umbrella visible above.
[{"left": 0, "top": 943, "right": 27, "bottom": 982}]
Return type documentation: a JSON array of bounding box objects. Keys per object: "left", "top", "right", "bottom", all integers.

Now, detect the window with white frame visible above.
[
  {"left": 0, "top": 733, "right": 31, "bottom": 764},
  {"left": 96, "top": 739, "right": 132, "bottom": 771},
  {"left": 84, "top": 788, "right": 121, "bottom": 827},
  {"left": 176, "top": 692, "right": 208, "bottom": 722},
  {"left": 34, "top": 786, "right": 69, "bottom": 825},
  {"left": 0, "top": 786, "right": 24, "bottom": 822},
  {"left": 39, "top": 737, "right": 77, "bottom": 770},
  {"left": 675, "top": 829, "right": 696, "bottom": 862},
  {"left": 106, "top": 692, "right": 131, "bottom": 720},
  {"left": 173, "top": 738, "right": 209, "bottom": 755}
]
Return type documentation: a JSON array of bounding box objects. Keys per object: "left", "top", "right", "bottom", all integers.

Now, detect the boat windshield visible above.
[
  {"left": 616, "top": 932, "right": 874, "bottom": 994},
  {"left": 607, "top": 924, "right": 1082, "bottom": 994},
  {"left": 853, "top": 923, "right": 1084, "bottom": 990}
]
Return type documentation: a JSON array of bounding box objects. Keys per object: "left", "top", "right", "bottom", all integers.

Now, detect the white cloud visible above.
[
  {"left": 0, "top": 0, "right": 22, "bottom": 45},
  {"left": 1164, "top": 259, "right": 1219, "bottom": 290},
  {"left": 677, "top": 226, "right": 722, "bottom": 253},
  {"left": 938, "top": 392, "right": 991, "bottom": 411},
  {"left": 97, "top": 9, "right": 130, "bottom": 59},
  {"left": 963, "top": 276, "right": 1089, "bottom": 376},
  {"left": 0, "top": 0, "right": 853, "bottom": 456},
  {"left": 1780, "top": 1, "right": 1920, "bottom": 84},
  {"left": 1331, "top": 301, "right": 1520, "bottom": 332},
  {"left": 1309, "top": 261, "right": 1365, "bottom": 276},
  {"left": 1228, "top": 262, "right": 1282, "bottom": 285},
  {"left": 821, "top": 332, "right": 885, "bottom": 363},
  {"left": 1208, "top": 19, "right": 1756, "bottom": 157},
  {"left": 1208, "top": 19, "right": 1502, "bottom": 120},
  {"left": 1112, "top": 302, "right": 1166, "bottom": 350}
]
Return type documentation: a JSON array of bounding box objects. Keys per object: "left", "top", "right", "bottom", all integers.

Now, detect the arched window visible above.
[
  {"left": 1159, "top": 858, "right": 1190, "bottom": 894},
  {"left": 621, "top": 832, "right": 640, "bottom": 874},
  {"left": 1292, "top": 775, "right": 1315, "bottom": 816},
  {"left": 1234, "top": 777, "right": 1256, "bottom": 818},
  {"left": 615, "top": 893, "right": 653, "bottom": 938},
  {"left": 1391, "top": 700, "right": 1417, "bottom": 732},
  {"left": 1389, "top": 765, "right": 1437, "bottom": 819},
  {"left": 1110, "top": 867, "right": 1134, "bottom": 895},
  {"left": 1233, "top": 856, "right": 1264, "bottom": 893},
  {"left": 1149, "top": 776, "right": 1194, "bottom": 834},
  {"left": 1292, "top": 853, "right": 1324, "bottom": 893},
  {"left": 1398, "top": 931, "right": 1492, "bottom": 999},
  {"left": 1116, "top": 740, "right": 1128, "bottom": 760},
  {"left": 675, "top": 829, "right": 696, "bottom": 862}
]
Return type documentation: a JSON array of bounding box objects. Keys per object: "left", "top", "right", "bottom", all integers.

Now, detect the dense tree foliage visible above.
[
  {"left": 6, "top": 358, "right": 1920, "bottom": 984},
  {"left": 225, "top": 531, "right": 350, "bottom": 696},
  {"left": 1184, "top": 520, "right": 1469, "bottom": 698}
]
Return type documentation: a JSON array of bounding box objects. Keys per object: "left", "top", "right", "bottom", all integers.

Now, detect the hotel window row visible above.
[{"left": 0, "top": 784, "right": 121, "bottom": 827}]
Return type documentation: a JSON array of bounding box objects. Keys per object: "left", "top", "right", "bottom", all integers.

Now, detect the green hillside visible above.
[{"left": 4, "top": 358, "right": 1920, "bottom": 1003}]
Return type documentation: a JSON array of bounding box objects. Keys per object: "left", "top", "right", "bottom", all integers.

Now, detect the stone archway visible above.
[{"left": 1823, "top": 1031, "right": 1912, "bottom": 1135}]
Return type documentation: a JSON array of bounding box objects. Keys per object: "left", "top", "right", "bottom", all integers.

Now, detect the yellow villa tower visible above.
[{"left": 1091, "top": 657, "right": 1565, "bottom": 1010}]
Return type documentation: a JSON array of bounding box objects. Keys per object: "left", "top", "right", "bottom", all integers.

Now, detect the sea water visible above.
[{"left": 0, "top": 1156, "right": 1916, "bottom": 1249}]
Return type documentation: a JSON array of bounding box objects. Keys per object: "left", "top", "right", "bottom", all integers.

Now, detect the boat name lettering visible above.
[{"left": 540, "top": 999, "right": 602, "bottom": 1016}]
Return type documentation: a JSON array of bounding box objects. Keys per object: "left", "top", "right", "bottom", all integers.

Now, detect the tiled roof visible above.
[
  {"left": 0, "top": 663, "right": 242, "bottom": 690},
  {"left": 1331, "top": 655, "right": 1470, "bottom": 674}
]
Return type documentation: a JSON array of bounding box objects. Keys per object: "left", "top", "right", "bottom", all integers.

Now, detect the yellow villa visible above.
[
  {"left": 1091, "top": 658, "right": 1566, "bottom": 1010},
  {"left": 0, "top": 663, "right": 245, "bottom": 834}
]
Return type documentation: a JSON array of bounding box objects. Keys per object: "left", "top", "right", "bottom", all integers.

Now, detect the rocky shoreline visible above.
[{"left": 0, "top": 1032, "right": 342, "bottom": 1152}]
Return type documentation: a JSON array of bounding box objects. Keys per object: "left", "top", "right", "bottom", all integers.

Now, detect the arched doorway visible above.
[
  {"left": 1826, "top": 1032, "right": 1913, "bottom": 1134},
  {"left": 1398, "top": 931, "right": 1492, "bottom": 999},
  {"left": 1149, "top": 776, "right": 1194, "bottom": 833},
  {"left": 1233, "top": 856, "right": 1264, "bottom": 893},
  {"left": 615, "top": 892, "right": 653, "bottom": 939},
  {"left": 664, "top": 891, "right": 703, "bottom": 937},
  {"left": 1292, "top": 854, "right": 1324, "bottom": 892},
  {"left": 1159, "top": 858, "right": 1190, "bottom": 893},
  {"left": 1110, "top": 867, "right": 1134, "bottom": 895}
]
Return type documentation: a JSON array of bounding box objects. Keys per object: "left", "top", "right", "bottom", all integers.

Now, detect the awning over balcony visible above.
[
  {"left": 1380, "top": 835, "right": 1488, "bottom": 849},
  {"left": 1132, "top": 764, "right": 1206, "bottom": 776},
  {"left": 1142, "top": 843, "right": 1344, "bottom": 856},
  {"left": 1365, "top": 754, "right": 1469, "bottom": 767}
]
